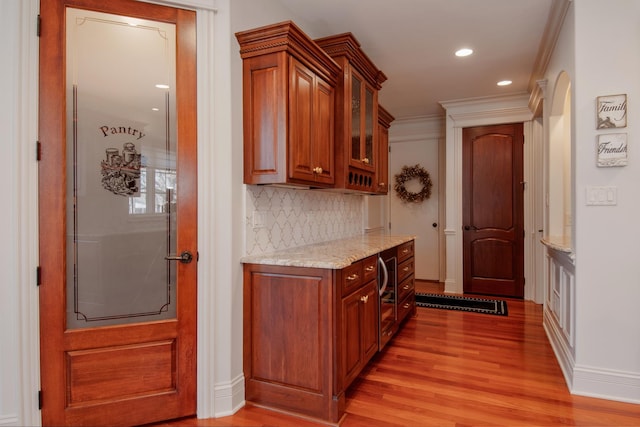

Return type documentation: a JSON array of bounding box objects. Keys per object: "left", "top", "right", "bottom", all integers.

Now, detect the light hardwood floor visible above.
[{"left": 151, "top": 280, "right": 640, "bottom": 426}]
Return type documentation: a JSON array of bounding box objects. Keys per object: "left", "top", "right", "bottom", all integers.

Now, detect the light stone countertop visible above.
[{"left": 240, "top": 234, "right": 415, "bottom": 269}]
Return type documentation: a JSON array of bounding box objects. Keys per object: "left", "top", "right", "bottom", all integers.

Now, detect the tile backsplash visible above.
[{"left": 245, "top": 186, "right": 363, "bottom": 255}]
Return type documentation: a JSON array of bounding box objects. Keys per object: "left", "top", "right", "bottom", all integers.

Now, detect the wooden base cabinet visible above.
[
  {"left": 242, "top": 243, "right": 415, "bottom": 423},
  {"left": 339, "top": 256, "right": 379, "bottom": 391},
  {"left": 242, "top": 264, "right": 340, "bottom": 422},
  {"left": 243, "top": 255, "right": 378, "bottom": 424}
]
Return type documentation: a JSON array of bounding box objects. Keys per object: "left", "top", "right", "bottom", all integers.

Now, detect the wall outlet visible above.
[{"left": 253, "top": 211, "right": 268, "bottom": 228}]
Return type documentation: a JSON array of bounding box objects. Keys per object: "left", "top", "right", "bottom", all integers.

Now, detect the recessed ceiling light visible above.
[
  {"left": 497, "top": 80, "right": 512, "bottom": 86},
  {"left": 455, "top": 48, "right": 473, "bottom": 57},
  {"left": 155, "top": 84, "right": 170, "bottom": 89}
]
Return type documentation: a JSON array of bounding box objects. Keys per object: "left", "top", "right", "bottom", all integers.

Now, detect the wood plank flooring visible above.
[{"left": 153, "top": 281, "right": 640, "bottom": 426}]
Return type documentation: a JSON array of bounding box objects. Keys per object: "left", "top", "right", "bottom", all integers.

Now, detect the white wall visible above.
[
  {"left": 0, "top": 1, "right": 40, "bottom": 425},
  {"left": 572, "top": 0, "right": 640, "bottom": 401},
  {"left": 544, "top": 0, "right": 640, "bottom": 402},
  {"left": 388, "top": 117, "right": 445, "bottom": 281}
]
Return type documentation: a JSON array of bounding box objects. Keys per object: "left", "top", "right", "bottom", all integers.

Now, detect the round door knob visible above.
[{"left": 432, "top": 222, "right": 438, "bottom": 228}]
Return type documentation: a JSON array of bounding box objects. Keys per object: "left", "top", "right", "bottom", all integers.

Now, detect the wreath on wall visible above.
[{"left": 394, "top": 164, "right": 433, "bottom": 203}]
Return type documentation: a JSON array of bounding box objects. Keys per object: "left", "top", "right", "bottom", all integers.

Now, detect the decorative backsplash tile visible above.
[{"left": 245, "top": 186, "right": 363, "bottom": 255}]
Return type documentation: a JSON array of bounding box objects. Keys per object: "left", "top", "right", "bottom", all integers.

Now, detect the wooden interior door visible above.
[
  {"left": 38, "top": 1, "right": 197, "bottom": 425},
  {"left": 462, "top": 123, "right": 524, "bottom": 298}
]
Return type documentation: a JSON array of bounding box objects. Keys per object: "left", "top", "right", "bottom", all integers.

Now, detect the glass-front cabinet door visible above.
[{"left": 350, "top": 70, "right": 377, "bottom": 171}]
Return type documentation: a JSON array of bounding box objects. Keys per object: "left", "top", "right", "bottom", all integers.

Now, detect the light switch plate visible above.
[{"left": 586, "top": 186, "right": 617, "bottom": 206}]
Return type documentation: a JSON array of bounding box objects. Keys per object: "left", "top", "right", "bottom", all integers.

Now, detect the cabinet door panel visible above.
[
  {"left": 289, "top": 58, "right": 314, "bottom": 181},
  {"left": 361, "top": 281, "right": 379, "bottom": 363},
  {"left": 243, "top": 53, "right": 288, "bottom": 184},
  {"left": 342, "top": 290, "right": 362, "bottom": 385},
  {"left": 313, "top": 78, "right": 335, "bottom": 184}
]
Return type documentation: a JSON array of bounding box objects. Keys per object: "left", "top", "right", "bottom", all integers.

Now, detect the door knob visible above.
[
  {"left": 165, "top": 250, "right": 193, "bottom": 264},
  {"left": 464, "top": 225, "right": 478, "bottom": 231}
]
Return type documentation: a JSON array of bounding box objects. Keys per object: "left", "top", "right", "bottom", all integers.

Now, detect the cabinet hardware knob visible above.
[
  {"left": 379, "top": 182, "right": 385, "bottom": 186},
  {"left": 403, "top": 266, "right": 410, "bottom": 272},
  {"left": 361, "top": 158, "right": 369, "bottom": 164},
  {"left": 403, "top": 303, "right": 411, "bottom": 309},
  {"left": 403, "top": 284, "right": 410, "bottom": 290},
  {"left": 402, "top": 249, "right": 409, "bottom": 254},
  {"left": 346, "top": 273, "right": 359, "bottom": 281},
  {"left": 313, "top": 166, "right": 323, "bottom": 174},
  {"left": 360, "top": 295, "right": 369, "bottom": 303},
  {"left": 365, "top": 265, "right": 374, "bottom": 272}
]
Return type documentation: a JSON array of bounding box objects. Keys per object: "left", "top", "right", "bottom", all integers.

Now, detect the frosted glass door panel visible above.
[{"left": 65, "top": 8, "right": 178, "bottom": 328}]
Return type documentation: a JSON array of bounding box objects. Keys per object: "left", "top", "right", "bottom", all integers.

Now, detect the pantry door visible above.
[{"left": 38, "top": 0, "right": 197, "bottom": 425}]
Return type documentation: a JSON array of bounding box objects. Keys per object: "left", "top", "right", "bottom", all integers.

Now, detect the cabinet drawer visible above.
[
  {"left": 397, "top": 240, "right": 414, "bottom": 262},
  {"left": 341, "top": 261, "right": 363, "bottom": 295},
  {"left": 362, "top": 255, "right": 378, "bottom": 283},
  {"left": 397, "top": 291, "right": 415, "bottom": 324},
  {"left": 398, "top": 257, "right": 414, "bottom": 283},
  {"left": 398, "top": 274, "right": 414, "bottom": 303}
]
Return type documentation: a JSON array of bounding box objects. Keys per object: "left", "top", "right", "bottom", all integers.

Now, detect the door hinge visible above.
[
  {"left": 36, "top": 266, "right": 41, "bottom": 286},
  {"left": 37, "top": 15, "right": 41, "bottom": 37},
  {"left": 38, "top": 390, "right": 42, "bottom": 410},
  {"left": 36, "top": 141, "right": 41, "bottom": 161}
]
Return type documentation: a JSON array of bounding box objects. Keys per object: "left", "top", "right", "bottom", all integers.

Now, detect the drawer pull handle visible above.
[
  {"left": 403, "top": 303, "right": 411, "bottom": 309},
  {"left": 360, "top": 295, "right": 369, "bottom": 303},
  {"left": 346, "top": 273, "right": 359, "bottom": 281},
  {"left": 402, "top": 249, "right": 410, "bottom": 254},
  {"left": 403, "top": 266, "right": 410, "bottom": 272},
  {"left": 365, "top": 265, "right": 375, "bottom": 272},
  {"left": 403, "top": 284, "right": 410, "bottom": 290}
]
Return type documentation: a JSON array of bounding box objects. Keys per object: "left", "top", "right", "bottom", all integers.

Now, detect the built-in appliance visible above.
[{"left": 378, "top": 248, "right": 397, "bottom": 350}]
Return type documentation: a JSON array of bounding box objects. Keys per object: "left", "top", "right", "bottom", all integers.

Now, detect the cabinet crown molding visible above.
[
  {"left": 236, "top": 20, "right": 341, "bottom": 84},
  {"left": 315, "top": 32, "right": 387, "bottom": 89},
  {"left": 378, "top": 105, "right": 395, "bottom": 128}
]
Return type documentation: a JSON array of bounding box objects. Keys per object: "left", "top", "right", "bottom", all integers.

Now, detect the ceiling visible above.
[{"left": 277, "top": 0, "right": 556, "bottom": 121}]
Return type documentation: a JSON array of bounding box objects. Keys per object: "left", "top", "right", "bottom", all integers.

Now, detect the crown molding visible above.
[
  {"left": 440, "top": 92, "right": 533, "bottom": 126},
  {"left": 527, "top": 0, "right": 571, "bottom": 97}
]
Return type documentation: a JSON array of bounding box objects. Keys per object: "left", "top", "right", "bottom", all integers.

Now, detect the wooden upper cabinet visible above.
[
  {"left": 236, "top": 21, "right": 340, "bottom": 187},
  {"left": 315, "top": 33, "right": 387, "bottom": 193},
  {"left": 376, "top": 105, "right": 394, "bottom": 194}
]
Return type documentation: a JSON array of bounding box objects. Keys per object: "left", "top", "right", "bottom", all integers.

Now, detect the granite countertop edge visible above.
[{"left": 240, "top": 234, "right": 416, "bottom": 269}]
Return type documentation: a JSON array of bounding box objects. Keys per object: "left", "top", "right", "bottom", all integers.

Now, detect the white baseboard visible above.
[
  {"left": 207, "top": 374, "right": 245, "bottom": 418},
  {"left": 0, "top": 415, "right": 19, "bottom": 426},
  {"left": 572, "top": 365, "right": 640, "bottom": 404},
  {"left": 545, "top": 309, "right": 640, "bottom": 404},
  {"left": 543, "top": 308, "right": 575, "bottom": 388}
]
